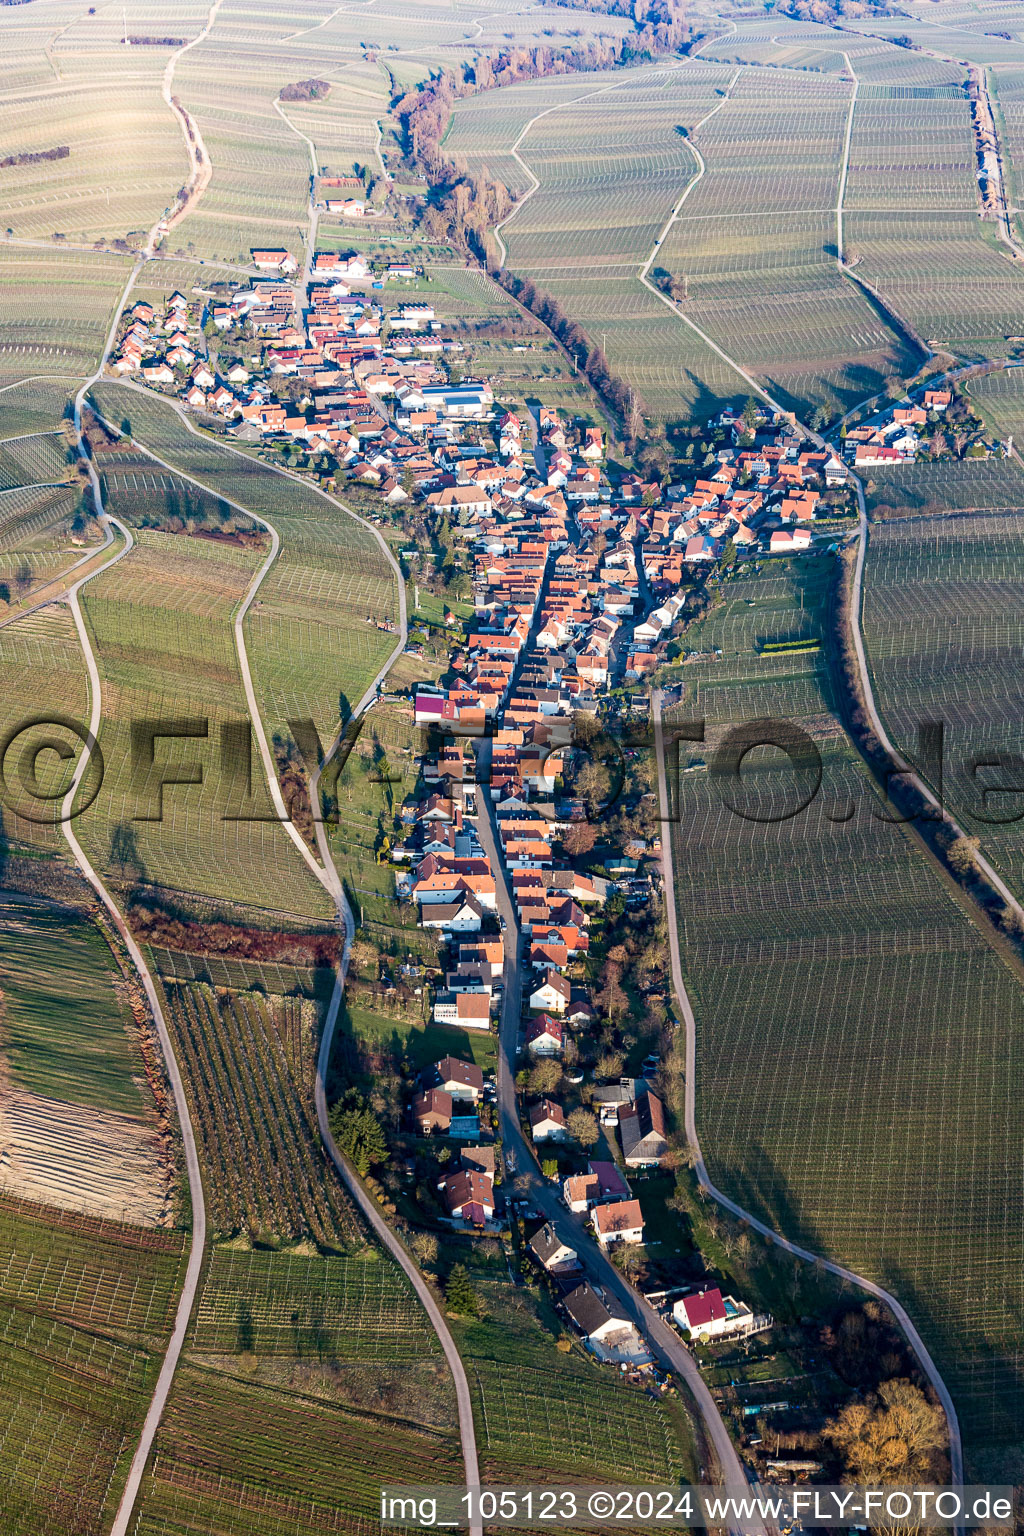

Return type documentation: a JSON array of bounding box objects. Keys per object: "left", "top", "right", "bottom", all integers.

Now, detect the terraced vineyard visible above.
[
  {"left": 0, "top": 431, "right": 70, "bottom": 489},
  {"left": 967, "top": 364, "right": 1024, "bottom": 443},
  {"left": 666, "top": 556, "right": 1024, "bottom": 1467},
  {"left": 190, "top": 1246, "right": 442, "bottom": 1356},
  {"left": 862, "top": 511, "right": 1024, "bottom": 900},
  {"left": 864, "top": 455, "right": 1024, "bottom": 514},
  {"left": 158, "top": 978, "right": 358, "bottom": 1246},
  {"left": 90, "top": 386, "right": 399, "bottom": 746},
  {"left": 0, "top": 1196, "right": 187, "bottom": 1535},
  {"left": 73, "top": 500, "right": 333, "bottom": 919},
  {"left": 658, "top": 69, "right": 913, "bottom": 412},
  {"left": 453, "top": 1276, "right": 694, "bottom": 1485},
  {"left": 0, "top": 246, "right": 133, "bottom": 378},
  {"left": 133, "top": 1240, "right": 458, "bottom": 1534},
  {"left": 0, "top": 893, "right": 146, "bottom": 1112}
]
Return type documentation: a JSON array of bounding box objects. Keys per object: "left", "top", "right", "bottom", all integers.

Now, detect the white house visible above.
[
  {"left": 528, "top": 1223, "right": 578, "bottom": 1273},
  {"left": 432, "top": 992, "right": 491, "bottom": 1030},
  {"left": 672, "top": 1287, "right": 755, "bottom": 1341},
  {"left": 528, "top": 969, "right": 570, "bottom": 1015},
  {"left": 592, "top": 1198, "right": 644, "bottom": 1247},
  {"left": 529, "top": 1099, "right": 567, "bottom": 1142}
]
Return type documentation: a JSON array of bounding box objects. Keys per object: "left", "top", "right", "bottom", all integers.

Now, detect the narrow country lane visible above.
[
  {"left": 87, "top": 383, "right": 485, "bottom": 1534},
  {"left": 472, "top": 730, "right": 766, "bottom": 1536}
]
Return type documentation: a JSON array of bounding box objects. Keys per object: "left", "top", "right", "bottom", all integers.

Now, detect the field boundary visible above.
[{"left": 652, "top": 690, "right": 966, "bottom": 1492}]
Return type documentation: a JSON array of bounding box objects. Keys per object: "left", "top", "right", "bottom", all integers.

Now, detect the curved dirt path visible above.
[
  {"left": 89, "top": 382, "right": 483, "bottom": 1530},
  {"left": 147, "top": 0, "right": 224, "bottom": 254},
  {"left": 651, "top": 691, "right": 965, "bottom": 1487}
]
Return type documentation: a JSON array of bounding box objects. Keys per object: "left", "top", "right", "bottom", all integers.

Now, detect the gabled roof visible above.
[
  {"left": 593, "top": 1198, "right": 643, "bottom": 1236},
  {"left": 528, "top": 1222, "right": 576, "bottom": 1268},
  {"left": 563, "top": 1281, "right": 630, "bottom": 1337},
  {"left": 434, "top": 1056, "right": 484, "bottom": 1093},
  {"left": 678, "top": 1287, "right": 725, "bottom": 1328}
]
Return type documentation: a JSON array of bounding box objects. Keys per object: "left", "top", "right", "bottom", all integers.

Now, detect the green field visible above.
[
  {"left": 666, "top": 556, "right": 1024, "bottom": 1469},
  {"left": 0, "top": 893, "right": 146, "bottom": 1114}
]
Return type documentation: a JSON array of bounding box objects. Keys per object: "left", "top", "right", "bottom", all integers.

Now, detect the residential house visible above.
[
  {"left": 529, "top": 968, "right": 571, "bottom": 1014},
  {"left": 562, "top": 1282, "right": 633, "bottom": 1345},
  {"left": 432, "top": 992, "right": 491, "bottom": 1030},
  {"left": 529, "top": 1099, "right": 567, "bottom": 1141},
  {"left": 418, "top": 894, "right": 484, "bottom": 931},
  {"left": 412, "top": 1088, "right": 452, "bottom": 1133},
  {"left": 672, "top": 1287, "right": 756, "bottom": 1341},
  {"left": 437, "top": 1169, "right": 494, "bottom": 1222},
  {"left": 619, "top": 1091, "right": 668, "bottom": 1167},
  {"left": 592, "top": 1198, "right": 644, "bottom": 1247},
  {"left": 528, "top": 1222, "right": 579, "bottom": 1274},
  {"left": 525, "top": 1013, "right": 563, "bottom": 1056},
  {"left": 432, "top": 1056, "right": 484, "bottom": 1102}
]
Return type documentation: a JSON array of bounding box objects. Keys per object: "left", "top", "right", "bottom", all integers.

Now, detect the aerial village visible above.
[{"left": 105, "top": 248, "right": 862, "bottom": 1371}]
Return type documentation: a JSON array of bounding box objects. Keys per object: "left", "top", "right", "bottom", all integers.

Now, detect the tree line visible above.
[
  {"left": 387, "top": 2, "right": 688, "bottom": 442},
  {"left": 1, "top": 145, "right": 69, "bottom": 168}
]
